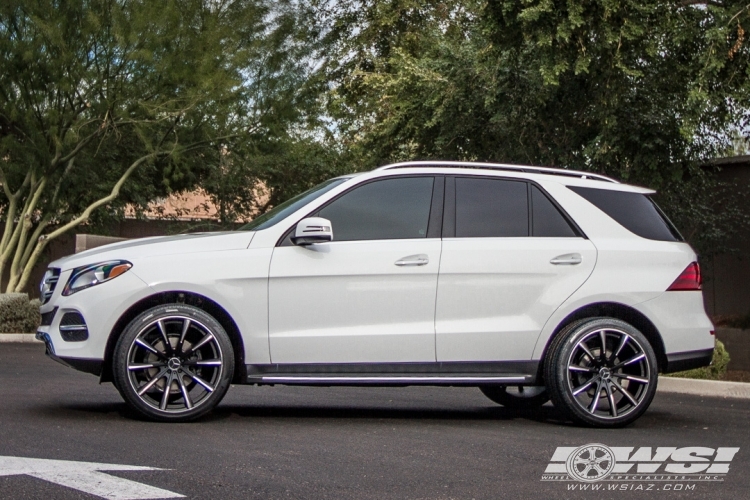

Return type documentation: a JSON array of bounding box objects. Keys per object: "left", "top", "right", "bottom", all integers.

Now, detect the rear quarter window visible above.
[
  {"left": 531, "top": 185, "right": 578, "bottom": 237},
  {"left": 568, "top": 186, "right": 682, "bottom": 242}
]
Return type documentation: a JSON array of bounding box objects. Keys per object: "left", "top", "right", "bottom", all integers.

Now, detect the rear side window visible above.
[
  {"left": 317, "top": 176, "right": 434, "bottom": 241},
  {"left": 455, "top": 178, "right": 528, "bottom": 237},
  {"left": 568, "top": 186, "right": 682, "bottom": 241},
  {"left": 531, "top": 185, "right": 578, "bottom": 237}
]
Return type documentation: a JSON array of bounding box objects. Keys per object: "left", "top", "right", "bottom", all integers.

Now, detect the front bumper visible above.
[
  {"left": 36, "top": 331, "right": 103, "bottom": 376},
  {"left": 37, "top": 268, "right": 152, "bottom": 373}
]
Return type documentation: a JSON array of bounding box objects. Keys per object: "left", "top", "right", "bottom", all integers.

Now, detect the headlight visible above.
[
  {"left": 40, "top": 269, "right": 54, "bottom": 295},
  {"left": 62, "top": 260, "right": 133, "bottom": 296}
]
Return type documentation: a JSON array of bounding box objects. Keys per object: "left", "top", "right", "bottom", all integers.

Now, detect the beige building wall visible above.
[{"left": 125, "top": 189, "right": 219, "bottom": 220}]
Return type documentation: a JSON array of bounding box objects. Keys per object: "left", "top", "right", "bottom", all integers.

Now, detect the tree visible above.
[
  {"left": 195, "top": 0, "right": 350, "bottom": 225},
  {"left": 199, "top": 138, "right": 349, "bottom": 225},
  {"left": 0, "top": 0, "right": 313, "bottom": 292},
  {"left": 320, "top": 0, "right": 750, "bottom": 252}
]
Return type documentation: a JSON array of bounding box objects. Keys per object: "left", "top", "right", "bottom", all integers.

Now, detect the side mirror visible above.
[{"left": 291, "top": 217, "right": 333, "bottom": 246}]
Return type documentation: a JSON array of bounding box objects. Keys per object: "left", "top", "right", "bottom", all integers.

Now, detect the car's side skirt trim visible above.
[
  {"left": 244, "top": 361, "right": 539, "bottom": 386},
  {"left": 260, "top": 376, "right": 526, "bottom": 385}
]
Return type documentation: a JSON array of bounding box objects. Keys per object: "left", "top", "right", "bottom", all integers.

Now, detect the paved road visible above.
[{"left": 1, "top": 343, "right": 749, "bottom": 499}]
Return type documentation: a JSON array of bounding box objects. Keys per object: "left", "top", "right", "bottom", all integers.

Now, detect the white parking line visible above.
[{"left": 0, "top": 456, "right": 184, "bottom": 499}]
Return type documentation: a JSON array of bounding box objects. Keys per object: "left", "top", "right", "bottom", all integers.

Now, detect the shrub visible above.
[
  {"left": 725, "top": 312, "right": 750, "bottom": 330},
  {"left": 0, "top": 293, "right": 41, "bottom": 333},
  {"left": 670, "top": 340, "right": 730, "bottom": 380}
]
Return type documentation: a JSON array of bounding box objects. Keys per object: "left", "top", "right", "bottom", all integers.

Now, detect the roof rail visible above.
[{"left": 375, "top": 161, "right": 619, "bottom": 183}]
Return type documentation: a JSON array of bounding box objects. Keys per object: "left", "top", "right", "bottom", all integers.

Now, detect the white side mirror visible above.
[{"left": 291, "top": 217, "right": 333, "bottom": 246}]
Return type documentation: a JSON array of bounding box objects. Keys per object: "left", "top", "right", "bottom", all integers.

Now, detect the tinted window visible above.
[
  {"left": 532, "top": 185, "right": 577, "bottom": 237},
  {"left": 239, "top": 177, "right": 348, "bottom": 231},
  {"left": 568, "top": 186, "right": 681, "bottom": 241},
  {"left": 318, "top": 177, "right": 434, "bottom": 241},
  {"left": 455, "top": 178, "right": 528, "bottom": 237}
]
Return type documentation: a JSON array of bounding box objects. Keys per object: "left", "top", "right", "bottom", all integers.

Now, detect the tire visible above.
[
  {"left": 113, "top": 304, "right": 235, "bottom": 422},
  {"left": 544, "top": 317, "right": 658, "bottom": 428},
  {"left": 480, "top": 385, "right": 549, "bottom": 409}
]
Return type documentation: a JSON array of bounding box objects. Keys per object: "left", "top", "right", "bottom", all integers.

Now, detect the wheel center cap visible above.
[
  {"left": 168, "top": 357, "right": 182, "bottom": 371},
  {"left": 599, "top": 367, "right": 611, "bottom": 380}
]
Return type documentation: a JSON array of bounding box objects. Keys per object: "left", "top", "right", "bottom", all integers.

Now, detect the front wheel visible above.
[
  {"left": 480, "top": 385, "right": 550, "bottom": 409},
  {"left": 544, "top": 317, "right": 658, "bottom": 428},
  {"left": 113, "top": 304, "right": 234, "bottom": 422}
]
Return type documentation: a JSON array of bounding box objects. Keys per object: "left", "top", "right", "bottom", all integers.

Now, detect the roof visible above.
[{"left": 375, "top": 161, "right": 620, "bottom": 183}]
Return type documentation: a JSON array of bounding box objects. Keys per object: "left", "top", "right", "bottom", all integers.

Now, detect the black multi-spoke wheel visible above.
[
  {"left": 113, "top": 304, "right": 234, "bottom": 422},
  {"left": 480, "top": 385, "right": 549, "bottom": 409},
  {"left": 544, "top": 318, "right": 658, "bottom": 427}
]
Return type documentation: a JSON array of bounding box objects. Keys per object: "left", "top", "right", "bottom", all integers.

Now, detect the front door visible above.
[
  {"left": 436, "top": 177, "right": 596, "bottom": 362},
  {"left": 269, "top": 176, "right": 443, "bottom": 364}
]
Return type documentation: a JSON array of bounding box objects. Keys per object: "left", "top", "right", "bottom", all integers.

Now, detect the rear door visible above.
[{"left": 435, "top": 176, "right": 596, "bottom": 362}]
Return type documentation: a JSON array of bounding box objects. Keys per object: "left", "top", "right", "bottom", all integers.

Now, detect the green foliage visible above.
[
  {"left": 0, "top": 0, "right": 330, "bottom": 291},
  {"left": 320, "top": 0, "right": 750, "bottom": 254},
  {"left": 200, "top": 138, "right": 350, "bottom": 224},
  {"left": 0, "top": 293, "right": 40, "bottom": 333},
  {"left": 4, "top": 0, "right": 749, "bottom": 269},
  {"left": 1, "top": 0, "right": 245, "bottom": 207},
  {"left": 670, "top": 340, "right": 730, "bottom": 380}
]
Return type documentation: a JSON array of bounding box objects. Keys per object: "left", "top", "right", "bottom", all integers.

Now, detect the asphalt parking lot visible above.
[{"left": 1, "top": 343, "right": 749, "bottom": 500}]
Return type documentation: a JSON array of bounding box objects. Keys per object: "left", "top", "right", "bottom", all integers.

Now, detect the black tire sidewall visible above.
[{"left": 112, "top": 303, "right": 235, "bottom": 422}]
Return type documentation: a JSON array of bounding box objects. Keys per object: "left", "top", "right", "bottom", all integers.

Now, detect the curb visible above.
[
  {"left": 0, "top": 334, "right": 41, "bottom": 343},
  {"left": 658, "top": 376, "right": 750, "bottom": 400}
]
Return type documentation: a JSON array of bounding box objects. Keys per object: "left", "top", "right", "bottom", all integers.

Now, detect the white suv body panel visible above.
[
  {"left": 39, "top": 240, "right": 274, "bottom": 365},
  {"left": 123, "top": 246, "right": 273, "bottom": 364},
  {"left": 633, "top": 291, "right": 715, "bottom": 354},
  {"left": 435, "top": 237, "right": 596, "bottom": 361},
  {"left": 269, "top": 238, "right": 441, "bottom": 363},
  {"left": 38, "top": 165, "right": 714, "bottom": 380}
]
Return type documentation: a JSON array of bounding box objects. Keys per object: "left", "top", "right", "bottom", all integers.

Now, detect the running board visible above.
[
  {"left": 251, "top": 375, "right": 530, "bottom": 386},
  {"left": 244, "top": 361, "right": 539, "bottom": 386}
]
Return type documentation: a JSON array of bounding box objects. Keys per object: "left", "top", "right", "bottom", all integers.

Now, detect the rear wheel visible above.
[
  {"left": 480, "top": 385, "right": 549, "bottom": 409},
  {"left": 544, "top": 317, "right": 658, "bottom": 427},
  {"left": 113, "top": 304, "right": 234, "bottom": 422}
]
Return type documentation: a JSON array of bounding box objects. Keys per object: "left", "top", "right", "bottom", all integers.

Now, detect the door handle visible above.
[
  {"left": 550, "top": 253, "right": 582, "bottom": 265},
  {"left": 395, "top": 254, "right": 429, "bottom": 266}
]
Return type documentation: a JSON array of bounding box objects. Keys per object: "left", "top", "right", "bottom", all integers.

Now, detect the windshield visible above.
[{"left": 238, "top": 177, "right": 349, "bottom": 231}]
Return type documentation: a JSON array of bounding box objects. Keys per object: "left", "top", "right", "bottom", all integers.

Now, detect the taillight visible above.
[{"left": 667, "top": 262, "right": 702, "bottom": 291}]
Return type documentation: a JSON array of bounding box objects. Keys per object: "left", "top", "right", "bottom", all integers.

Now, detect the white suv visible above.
[{"left": 37, "top": 161, "right": 714, "bottom": 427}]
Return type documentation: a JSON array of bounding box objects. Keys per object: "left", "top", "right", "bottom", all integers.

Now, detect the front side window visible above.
[
  {"left": 455, "top": 178, "right": 528, "bottom": 237},
  {"left": 317, "top": 177, "right": 435, "bottom": 241}
]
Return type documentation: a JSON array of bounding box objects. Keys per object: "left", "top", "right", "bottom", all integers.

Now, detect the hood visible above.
[{"left": 49, "top": 231, "right": 255, "bottom": 271}]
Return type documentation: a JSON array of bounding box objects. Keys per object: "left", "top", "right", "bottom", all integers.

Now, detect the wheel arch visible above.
[
  {"left": 537, "top": 302, "right": 667, "bottom": 382},
  {"left": 100, "top": 291, "right": 246, "bottom": 384}
]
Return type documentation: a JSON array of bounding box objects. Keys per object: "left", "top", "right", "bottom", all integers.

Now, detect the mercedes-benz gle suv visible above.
[{"left": 37, "top": 161, "right": 714, "bottom": 427}]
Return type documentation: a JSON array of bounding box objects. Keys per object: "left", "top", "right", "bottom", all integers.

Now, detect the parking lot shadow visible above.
[
  {"left": 31, "top": 399, "right": 570, "bottom": 426},
  {"left": 209, "top": 402, "right": 569, "bottom": 425}
]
